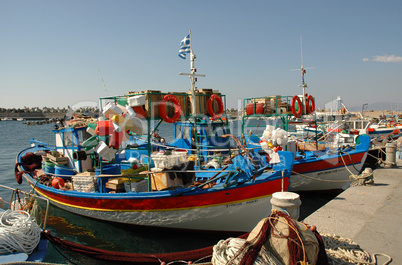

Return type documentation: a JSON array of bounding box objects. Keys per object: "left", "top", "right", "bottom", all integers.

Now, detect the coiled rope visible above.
[
  {"left": 321, "top": 233, "right": 392, "bottom": 265},
  {"left": 212, "top": 237, "right": 282, "bottom": 265},
  {"left": 0, "top": 210, "right": 41, "bottom": 255}
]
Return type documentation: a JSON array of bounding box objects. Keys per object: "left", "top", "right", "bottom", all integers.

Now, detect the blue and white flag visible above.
[{"left": 178, "top": 34, "right": 191, "bottom": 59}]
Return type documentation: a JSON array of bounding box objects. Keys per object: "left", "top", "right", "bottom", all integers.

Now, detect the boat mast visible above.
[
  {"left": 297, "top": 36, "right": 314, "bottom": 114},
  {"left": 299, "top": 37, "right": 307, "bottom": 114},
  {"left": 179, "top": 30, "right": 205, "bottom": 116}
]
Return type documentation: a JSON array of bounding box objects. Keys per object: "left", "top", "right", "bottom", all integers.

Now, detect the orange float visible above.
[
  {"left": 306, "top": 95, "right": 315, "bottom": 114},
  {"left": 159, "top": 94, "right": 182, "bottom": 123},
  {"left": 207, "top": 94, "right": 224, "bottom": 120},
  {"left": 291, "top": 95, "right": 303, "bottom": 118}
]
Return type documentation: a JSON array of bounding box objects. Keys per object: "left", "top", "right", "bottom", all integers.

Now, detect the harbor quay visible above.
[{"left": 304, "top": 159, "right": 402, "bottom": 264}]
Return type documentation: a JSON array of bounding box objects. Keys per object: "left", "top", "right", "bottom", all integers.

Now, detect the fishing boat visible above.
[
  {"left": 16, "top": 91, "right": 293, "bottom": 232},
  {"left": 15, "top": 40, "right": 294, "bottom": 232},
  {"left": 240, "top": 63, "right": 370, "bottom": 192},
  {"left": 0, "top": 184, "right": 49, "bottom": 263}
]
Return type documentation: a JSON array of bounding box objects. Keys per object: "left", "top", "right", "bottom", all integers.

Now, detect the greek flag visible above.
[{"left": 178, "top": 34, "right": 191, "bottom": 59}]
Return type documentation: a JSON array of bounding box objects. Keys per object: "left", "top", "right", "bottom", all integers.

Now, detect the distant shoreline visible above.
[{"left": 1, "top": 108, "right": 400, "bottom": 121}]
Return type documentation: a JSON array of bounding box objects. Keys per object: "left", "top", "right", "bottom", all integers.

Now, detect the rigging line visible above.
[{"left": 98, "top": 67, "right": 109, "bottom": 96}]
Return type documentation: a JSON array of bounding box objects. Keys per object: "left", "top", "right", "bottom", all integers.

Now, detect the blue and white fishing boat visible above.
[
  {"left": 240, "top": 63, "right": 370, "bottom": 192},
  {"left": 15, "top": 33, "right": 294, "bottom": 232}
]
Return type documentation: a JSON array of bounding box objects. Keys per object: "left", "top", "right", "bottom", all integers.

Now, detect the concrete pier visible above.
[{"left": 304, "top": 159, "right": 402, "bottom": 264}]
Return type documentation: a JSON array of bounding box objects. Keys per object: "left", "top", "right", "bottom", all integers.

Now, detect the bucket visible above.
[
  {"left": 42, "top": 162, "right": 55, "bottom": 175},
  {"left": 270, "top": 192, "right": 302, "bottom": 220},
  {"left": 54, "top": 165, "right": 75, "bottom": 180}
]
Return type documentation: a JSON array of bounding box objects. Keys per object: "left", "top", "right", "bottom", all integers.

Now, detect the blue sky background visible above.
[{"left": 1, "top": 1, "right": 401, "bottom": 110}]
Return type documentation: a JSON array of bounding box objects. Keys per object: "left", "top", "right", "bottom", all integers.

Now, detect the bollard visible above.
[
  {"left": 385, "top": 142, "right": 397, "bottom": 168},
  {"left": 270, "top": 191, "right": 302, "bottom": 220}
]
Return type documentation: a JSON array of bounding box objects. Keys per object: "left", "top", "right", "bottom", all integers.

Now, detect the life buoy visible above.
[
  {"left": 306, "top": 95, "right": 315, "bottom": 114},
  {"left": 291, "top": 95, "right": 303, "bottom": 118},
  {"left": 207, "top": 94, "right": 224, "bottom": 120},
  {"left": 159, "top": 94, "right": 182, "bottom": 123}
]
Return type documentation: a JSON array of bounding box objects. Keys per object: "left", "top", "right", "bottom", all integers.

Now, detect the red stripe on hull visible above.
[
  {"left": 293, "top": 152, "right": 365, "bottom": 174},
  {"left": 33, "top": 178, "right": 289, "bottom": 211}
]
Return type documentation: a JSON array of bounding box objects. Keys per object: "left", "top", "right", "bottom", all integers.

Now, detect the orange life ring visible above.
[
  {"left": 159, "top": 94, "right": 182, "bottom": 123},
  {"left": 306, "top": 95, "right": 315, "bottom": 114},
  {"left": 291, "top": 95, "right": 303, "bottom": 118},
  {"left": 207, "top": 94, "right": 224, "bottom": 120}
]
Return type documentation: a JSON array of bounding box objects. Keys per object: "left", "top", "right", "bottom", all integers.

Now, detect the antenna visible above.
[
  {"left": 98, "top": 67, "right": 109, "bottom": 96},
  {"left": 290, "top": 36, "right": 315, "bottom": 113}
]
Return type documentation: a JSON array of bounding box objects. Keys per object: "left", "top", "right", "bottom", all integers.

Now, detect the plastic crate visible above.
[{"left": 72, "top": 175, "right": 96, "bottom": 192}]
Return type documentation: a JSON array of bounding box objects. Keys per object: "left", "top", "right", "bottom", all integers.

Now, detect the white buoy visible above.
[{"left": 271, "top": 192, "right": 302, "bottom": 220}]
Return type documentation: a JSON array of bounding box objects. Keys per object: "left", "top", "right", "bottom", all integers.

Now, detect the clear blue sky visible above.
[{"left": 1, "top": 0, "right": 401, "bottom": 110}]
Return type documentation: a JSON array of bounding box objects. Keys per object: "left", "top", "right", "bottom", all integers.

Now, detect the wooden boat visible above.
[
  {"left": 16, "top": 92, "right": 293, "bottom": 233},
  {"left": 240, "top": 65, "right": 370, "bottom": 192},
  {"left": 0, "top": 184, "right": 49, "bottom": 263},
  {"left": 15, "top": 49, "right": 294, "bottom": 232},
  {"left": 242, "top": 103, "right": 370, "bottom": 191}
]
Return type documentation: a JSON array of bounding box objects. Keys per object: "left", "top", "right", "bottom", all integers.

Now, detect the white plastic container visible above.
[
  {"left": 173, "top": 151, "right": 188, "bottom": 164},
  {"left": 151, "top": 154, "right": 168, "bottom": 169},
  {"left": 123, "top": 114, "right": 145, "bottom": 135},
  {"left": 127, "top": 95, "right": 146, "bottom": 107},
  {"left": 96, "top": 142, "right": 116, "bottom": 161},
  {"left": 261, "top": 130, "right": 272, "bottom": 141},
  {"left": 260, "top": 141, "right": 269, "bottom": 150},
  {"left": 86, "top": 126, "right": 97, "bottom": 136},
  {"left": 103, "top": 102, "right": 123, "bottom": 119}
]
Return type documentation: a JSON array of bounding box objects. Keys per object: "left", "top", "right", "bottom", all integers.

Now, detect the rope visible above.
[
  {"left": 366, "top": 151, "right": 397, "bottom": 167},
  {"left": 339, "top": 152, "right": 357, "bottom": 176},
  {"left": 211, "top": 237, "right": 283, "bottom": 265},
  {"left": 349, "top": 171, "right": 374, "bottom": 186},
  {"left": 321, "top": 233, "right": 392, "bottom": 265},
  {"left": 292, "top": 170, "right": 352, "bottom": 183},
  {"left": 0, "top": 210, "right": 41, "bottom": 255},
  {"left": 211, "top": 213, "right": 310, "bottom": 265},
  {"left": 366, "top": 152, "right": 384, "bottom": 165}
]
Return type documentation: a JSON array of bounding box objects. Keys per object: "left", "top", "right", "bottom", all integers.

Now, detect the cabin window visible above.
[
  {"left": 76, "top": 130, "right": 92, "bottom": 145},
  {"left": 63, "top": 132, "right": 74, "bottom": 147},
  {"left": 182, "top": 127, "right": 190, "bottom": 139}
]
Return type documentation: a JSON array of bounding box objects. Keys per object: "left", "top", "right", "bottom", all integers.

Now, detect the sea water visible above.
[{"left": 0, "top": 120, "right": 338, "bottom": 264}]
